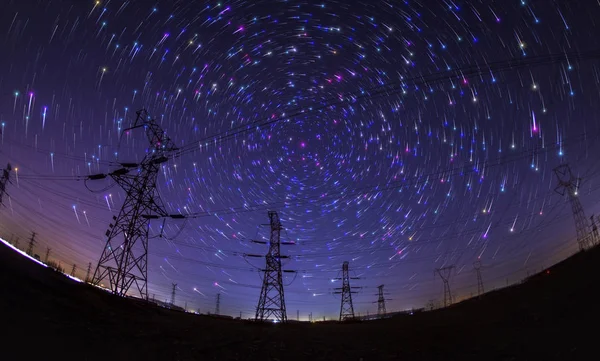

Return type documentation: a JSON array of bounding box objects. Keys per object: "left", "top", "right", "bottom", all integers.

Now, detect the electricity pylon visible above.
[
  {"left": 91, "top": 109, "right": 178, "bottom": 300},
  {"left": 85, "top": 262, "right": 92, "bottom": 283},
  {"left": 44, "top": 247, "right": 51, "bottom": 263},
  {"left": 171, "top": 283, "right": 177, "bottom": 306},
  {"left": 374, "top": 284, "right": 391, "bottom": 318},
  {"left": 0, "top": 163, "right": 12, "bottom": 206},
  {"left": 435, "top": 266, "right": 455, "bottom": 307},
  {"left": 70, "top": 264, "right": 77, "bottom": 277},
  {"left": 215, "top": 293, "right": 221, "bottom": 315},
  {"left": 554, "top": 164, "right": 592, "bottom": 251},
  {"left": 473, "top": 260, "right": 484, "bottom": 296},
  {"left": 254, "top": 211, "right": 293, "bottom": 322},
  {"left": 26, "top": 232, "right": 36, "bottom": 256},
  {"left": 334, "top": 261, "right": 360, "bottom": 321}
]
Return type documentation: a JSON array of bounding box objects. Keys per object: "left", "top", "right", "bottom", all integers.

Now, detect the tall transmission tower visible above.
[
  {"left": 44, "top": 247, "right": 51, "bottom": 263},
  {"left": 171, "top": 283, "right": 177, "bottom": 306},
  {"left": 70, "top": 264, "right": 77, "bottom": 277},
  {"left": 90, "top": 109, "right": 178, "bottom": 300},
  {"left": 554, "top": 164, "right": 592, "bottom": 251},
  {"left": 334, "top": 261, "right": 360, "bottom": 321},
  {"left": 435, "top": 266, "right": 455, "bottom": 307},
  {"left": 215, "top": 293, "right": 221, "bottom": 315},
  {"left": 85, "top": 262, "right": 92, "bottom": 283},
  {"left": 374, "top": 284, "right": 391, "bottom": 318},
  {"left": 0, "top": 163, "right": 12, "bottom": 206},
  {"left": 254, "top": 211, "right": 294, "bottom": 322},
  {"left": 26, "top": 232, "right": 36, "bottom": 256},
  {"left": 473, "top": 260, "right": 484, "bottom": 296}
]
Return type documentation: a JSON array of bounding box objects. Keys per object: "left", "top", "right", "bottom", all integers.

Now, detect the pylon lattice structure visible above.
[
  {"left": 216, "top": 293, "right": 221, "bottom": 315},
  {"left": 255, "top": 211, "right": 290, "bottom": 322},
  {"left": 85, "top": 262, "right": 92, "bottom": 283},
  {"left": 91, "top": 109, "right": 178, "bottom": 300},
  {"left": 0, "top": 163, "right": 12, "bottom": 206},
  {"left": 334, "top": 261, "right": 360, "bottom": 321},
  {"left": 375, "top": 284, "right": 389, "bottom": 318},
  {"left": 26, "top": 232, "right": 36, "bottom": 256},
  {"left": 473, "top": 261, "right": 484, "bottom": 296},
  {"left": 435, "top": 266, "right": 455, "bottom": 307},
  {"left": 553, "top": 164, "right": 592, "bottom": 251},
  {"left": 171, "top": 283, "right": 177, "bottom": 305}
]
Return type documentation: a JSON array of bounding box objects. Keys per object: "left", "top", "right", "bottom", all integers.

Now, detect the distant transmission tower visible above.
[
  {"left": 334, "top": 261, "right": 360, "bottom": 321},
  {"left": 26, "top": 232, "right": 36, "bottom": 256},
  {"left": 215, "top": 293, "right": 221, "bottom": 315},
  {"left": 44, "top": 247, "right": 51, "bottom": 263},
  {"left": 0, "top": 163, "right": 12, "bottom": 206},
  {"left": 70, "top": 264, "right": 77, "bottom": 277},
  {"left": 171, "top": 283, "right": 177, "bottom": 306},
  {"left": 554, "top": 164, "right": 593, "bottom": 251},
  {"left": 90, "top": 109, "right": 178, "bottom": 299},
  {"left": 85, "top": 262, "right": 92, "bottom": 283},
  {"left": 374, "top": 284, "right": 391, "bottom": 318},
  {"left": 435, "top": 266, "right": 455, "bottom": 307},
  {"left": 254, "top": 211, "right": 294, "bottom": 322},
  {"left": 473, "top": 260, "right": 484, "bottom": 296}
]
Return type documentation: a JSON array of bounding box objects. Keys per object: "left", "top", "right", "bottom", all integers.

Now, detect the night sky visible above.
[{"left": 2, "top": 0, "right": 600, "bottom": 319}]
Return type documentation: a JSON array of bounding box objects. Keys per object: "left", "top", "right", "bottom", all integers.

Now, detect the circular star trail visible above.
[{"left": 1, "top": 0, "right": 600, "bottom": 318}]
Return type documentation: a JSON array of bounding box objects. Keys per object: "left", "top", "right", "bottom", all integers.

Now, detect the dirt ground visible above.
[{"left": 2, "top": 241, "right": 600, "bottom": 361}]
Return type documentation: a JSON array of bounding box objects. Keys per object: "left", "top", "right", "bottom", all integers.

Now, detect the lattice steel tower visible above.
[
  {"left": 171, "top": 283, "right": 177, "bottom": 306},
  {"left": 473, "top": 260, "right": 484, "bottom": 296},
  {"left": 255, "top": 211, "right": 289, "bottom": 322},
  {"left": 334, "top": 261, "right": 360, "bottom": 321},
  {"left": 435, "top": 266, "right": 455, "bottom": 307},
  {"left": 91, "top": 109, "right": 178, "bottom": 299},
  {"left": 376, "top": 284, "right": 387, "bottom": 318},
  {"left": 0, "top": 163, "right": 12, "bottom": 206},
  {"left": 26, "top": 232, "right": 36, "bottom": 256},
  {"left": 554, "top": 164, "right": 591, "bottom": 251}
]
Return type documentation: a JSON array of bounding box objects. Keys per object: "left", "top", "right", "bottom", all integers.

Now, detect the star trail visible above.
[{"left": 1, "top": 0, "right": 600, "bottom": 318}]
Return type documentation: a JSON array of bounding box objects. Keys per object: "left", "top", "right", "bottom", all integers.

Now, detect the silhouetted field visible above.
[{"left": 2, "top": 241, "right": 599, "bottom": 360}]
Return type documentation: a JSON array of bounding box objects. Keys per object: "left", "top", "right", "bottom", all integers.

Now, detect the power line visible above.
[
  {"left": 158, "top": 127, "right": 598, "bottom": 220},
  {"left": 171, "top": 50, "right": 600, "bottom": 160}
]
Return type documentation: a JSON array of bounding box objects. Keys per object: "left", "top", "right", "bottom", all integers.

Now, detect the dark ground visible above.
[{"left": 1, "top": 241, "right": 600, "bottom": 361}]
